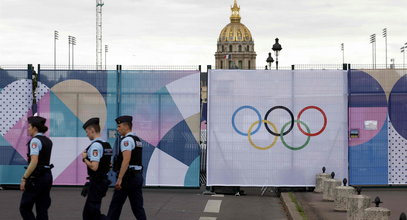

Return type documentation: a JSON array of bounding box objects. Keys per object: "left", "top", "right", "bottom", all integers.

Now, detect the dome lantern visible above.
[{"left": 230, "top": 0, "right": 241, "bottom": 23}]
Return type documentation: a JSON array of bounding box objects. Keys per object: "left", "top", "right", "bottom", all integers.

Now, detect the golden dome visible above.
[{"left": 218, "top": 0, "right": 253, "bottom": 42}]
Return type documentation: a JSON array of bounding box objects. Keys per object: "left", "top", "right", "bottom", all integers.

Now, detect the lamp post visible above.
[
  {"left": 383, "top": 28, "right": 387, "bottom": 68},
  {"left": 105, "top": 45, "right": 108, "bottom": 70},
  {"left": 272, "top": 38, "right": 282, "bottom": 70},
  {"left": 68, "top": 36, "right": 72, "bottom": 69},
  {"left": 54, "top": 30, "right": 59, "bottom": 71},
  {"left": 266, "top": 52, "right": 274, "bottom": 70},
  {"left": 405, "top": 42, "right": 407, "bottom": 68},
  {"left": 341, "top": 43, "right": 345, "bottom": 64},
  {"left": 402, "top": 46, "right": 405, "bottom": 69},
  {"left": 370, "top": 34, "right": 376, "bottom": 69},
  {"left": 71, "top": 36, "right": 76, "bottom": 70}
]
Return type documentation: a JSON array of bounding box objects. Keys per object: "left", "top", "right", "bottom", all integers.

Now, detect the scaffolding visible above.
[{"left": 96, "top": 0, "right": 104, "bottom": 70}]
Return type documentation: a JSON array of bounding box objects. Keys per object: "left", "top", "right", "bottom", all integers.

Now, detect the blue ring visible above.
[{"left": 232, "top": 105, "right": 262, "bottom": 136}]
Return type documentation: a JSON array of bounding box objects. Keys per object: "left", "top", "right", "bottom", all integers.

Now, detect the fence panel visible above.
[
  {"left": 348, "top": 69, "right": 407, "bottom": 185},
  {"left": 207, "top": 69, "right": 348, "bottom": 186},
  {"left": 0, "top": 67, "right": 33, "bottom": 184},
  {"left": 120, "top": 70, "right": 201, "bottom": 187},
  {"left": 36, "top": 69, "right": 117, "bottom": 185}
]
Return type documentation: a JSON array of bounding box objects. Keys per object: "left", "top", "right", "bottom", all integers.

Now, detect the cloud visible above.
[{"left": 0, "top": 0, "right": 406, "bottom": 67}]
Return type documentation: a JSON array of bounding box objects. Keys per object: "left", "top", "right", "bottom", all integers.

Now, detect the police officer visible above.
[
  {"left": 20, "top": 116, "right": 53, "bottom": 220},
  {"left": 107, "top": 115, "right": 147, "bottom": 220},
  {"left": 81, "top": 117, "right": 112, "bottom": 220}
]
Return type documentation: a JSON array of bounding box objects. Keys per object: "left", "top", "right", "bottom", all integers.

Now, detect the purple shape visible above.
[
  {"left": 4, "top": 110, "right": 33, "bottom": 160},
  {"left": 349, "top": 70, "right": 387, "bottom": 107},
  {"left": 54, "top": 154, "right": 87, "bottom": 185},
  {"left": 389, "top": 75, "right": 407, "bottom": 139},
  {"left": 37, "top": 91, "right": 51, "bottom": 131},
  {"left": 349, "top": 107, "right": 387, "bottom": 146}
]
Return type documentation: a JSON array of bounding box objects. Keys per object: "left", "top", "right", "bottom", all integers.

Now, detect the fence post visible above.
[
  {"left": 32, "top": 64, "right": 40, "bottom": 114},
  {"left": 27, "top": 64, "right": 35, "bottom": 115},
  {"left": 202, "top": 64, "right": 214, "bottom": 195},
  {"left": 343, "top": 63, "right": 348, "bottom": 70},
  {"left": 116, "top": 65, "right": 122, "bottom": 117},
  {"left": 27, "top": 64, "right": 33, "bottom": 80}
]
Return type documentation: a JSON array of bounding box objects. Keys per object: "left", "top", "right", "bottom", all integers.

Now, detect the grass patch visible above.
[{"left": 288, "top": 192, "right": 308, "bottom": 220}]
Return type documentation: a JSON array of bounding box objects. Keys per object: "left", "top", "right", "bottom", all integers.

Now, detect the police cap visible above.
[
  {"left": 83, "top": 117, "right": 100, "bottom": 130},
  {"left": 28, "top": 116, "right": 46, "bottom": 128},
  {"left": 115, "top": 115, "right": 132, "bottom": 124}
]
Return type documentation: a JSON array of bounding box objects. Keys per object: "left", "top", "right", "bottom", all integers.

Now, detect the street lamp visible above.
[
  {"left": 370, "top": 34, "right": 376, "bottom": 69},
  {"left": 105, "top": 45, "right": 108, "bottom": 70},
  {"left": 54, "top": 30, "right": 59, "bottom": 71},
  {"left": 272, "top": 38, "right": 282, "bottom": 70},
  {"left": 68, "top": 36, "right": 72, "bottom": 69},
  {"left": 266, "top": 52, "right": 274, "bottom": 70},
  {"left": 71, "top": 36, "right": 76, "bottom": 70},
  {"left": 382, "top": 28, "right": 387, "bottom": 68},
  {"left": 401, "top": 46, "right": 406, "bottom": 69}
]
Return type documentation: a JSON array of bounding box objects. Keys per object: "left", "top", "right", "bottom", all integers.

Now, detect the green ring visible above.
[{"left": 280, "top": 120, "right": 311, "bottom": 151}]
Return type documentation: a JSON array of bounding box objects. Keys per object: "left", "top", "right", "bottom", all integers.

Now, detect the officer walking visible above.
[
  {"left": 81, "top": 117, "right": 112, "bottom": 220},
  {"left": 107, "top": 115, "right": 147, "bottom": 220},
  {"left": 20, "top": 116, "right": 53, "bottom": 220}
]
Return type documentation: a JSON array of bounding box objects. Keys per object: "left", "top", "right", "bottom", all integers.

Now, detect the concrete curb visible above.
[{"left": 280, "top": 192, "right": 304, "bottom": 220}]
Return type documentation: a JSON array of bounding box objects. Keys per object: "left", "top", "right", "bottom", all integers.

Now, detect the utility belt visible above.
[
  {"left": 86, "top": 173, "right": 109, "bottom": 182},
  {"left": 123, "top": 167, "right": 142, "bottom": 178},
  {"left": 25, "top": 164, "right": 54, "bottom": 178}
]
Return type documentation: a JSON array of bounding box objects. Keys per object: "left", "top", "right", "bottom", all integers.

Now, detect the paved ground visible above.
[
  {"left": 0, "top": 186, "right": 288, "bottom": 220},
  {"left": 295, "top": 188, "right": 407, "bottom": 220}
]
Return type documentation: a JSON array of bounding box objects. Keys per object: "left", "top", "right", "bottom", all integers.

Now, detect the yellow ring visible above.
[{"left": 247, "top": 120, "right": 279, "bottom": 150}]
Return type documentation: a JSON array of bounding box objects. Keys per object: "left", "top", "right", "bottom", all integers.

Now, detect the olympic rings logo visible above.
[{"left": 231, "top": 105, "right": 327, "bottom": 151}]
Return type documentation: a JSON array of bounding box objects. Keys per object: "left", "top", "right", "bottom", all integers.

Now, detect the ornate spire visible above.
[{"left": 230, "top": 0, "right": 241, "bottom": 23}]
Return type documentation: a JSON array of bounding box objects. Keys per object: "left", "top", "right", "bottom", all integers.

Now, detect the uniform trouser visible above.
[
  {"left": 107, "top": 173, "right": 147, "bottom": 220},
  {"left": 20, "top": 172, "right": 53, "bottom": 220},
  {"left": 83, "top": 178, "right": 110, "bottom": 220}
]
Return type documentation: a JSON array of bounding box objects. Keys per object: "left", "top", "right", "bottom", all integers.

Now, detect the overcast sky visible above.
[{"left": 1, "top": 0, "right": 406, "bottom": 68}]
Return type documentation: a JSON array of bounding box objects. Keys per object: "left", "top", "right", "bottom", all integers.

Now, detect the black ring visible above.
[{"left": 264, "top": 106, "right": 294, "bottom": 136}]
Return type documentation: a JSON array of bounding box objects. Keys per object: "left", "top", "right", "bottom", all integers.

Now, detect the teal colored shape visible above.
[
  {"left": 0, "top": 165, "right": 25, "bottom": 184},
  {"left": 50, "top": 91, "right": 86, "bottom": 137},
  {"left": 184, "top": 156, "right": 200, "bottom": 187},
  {"left": 0, "top": 134, "right": 11, "bottom": 146},
  {"left": 106, "top": 70, "right": 118, "bottom": 145},
  {"left": 156, "top": 86, "right": 170, "bottom": 94}
]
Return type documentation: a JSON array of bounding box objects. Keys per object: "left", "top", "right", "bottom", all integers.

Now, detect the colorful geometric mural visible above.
[
  {"left": 0, "top": 69, "right": 36, "bottom": 183},
  {"left": 3, "top": 67, "right": 405, "bottom": 187},
  {"left": 349, "top": 69, "right": 407, "bottom": 185},
  {"left": 0, "top": 69, "right": 201, "bottom": 187},
  {"left": 120, "top": 71, "right": 201, "bottom": 186}
]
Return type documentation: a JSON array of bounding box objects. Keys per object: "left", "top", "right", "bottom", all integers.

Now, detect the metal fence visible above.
[{"left": 2, "top": 64, "right": 407, "bottom": 187}]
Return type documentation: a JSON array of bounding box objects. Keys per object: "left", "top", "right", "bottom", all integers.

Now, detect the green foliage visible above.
[{"left": 288, "top": 192, "right": 308, "bottom": 220}]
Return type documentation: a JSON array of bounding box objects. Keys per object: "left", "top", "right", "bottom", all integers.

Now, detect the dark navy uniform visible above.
[
  {"left": 20, "top": 133, "right": 53, "bottom": 220},
  {"left": 107, "top": 116, "right": 146, "bottom": 220},
  {"left": 82, "top": 118, "right": 112, "bottom": 220}
]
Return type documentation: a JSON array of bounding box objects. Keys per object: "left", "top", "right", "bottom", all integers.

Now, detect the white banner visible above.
[{"left": 207, "top": 70, "right": 348, "bottom": 186}]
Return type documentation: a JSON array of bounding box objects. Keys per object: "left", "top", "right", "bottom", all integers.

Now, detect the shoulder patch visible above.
[
  {"left": 124, "top": 140, "right": 129, "bottom": 147},
  {"left": 93, "top": 149, "right": 98, "bottom": 157},
  {"left": 32, "top": 143, "right": 37, "bottom": 149}
]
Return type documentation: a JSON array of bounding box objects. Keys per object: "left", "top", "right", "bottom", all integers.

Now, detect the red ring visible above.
[{"left": 296, "top": 106, "right": 327, "bottom": 136}]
